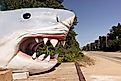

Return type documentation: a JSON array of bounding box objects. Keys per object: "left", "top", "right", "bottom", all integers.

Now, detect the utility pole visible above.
[{"left": 106, "top": 35, "right": 107, "bottom": 47}]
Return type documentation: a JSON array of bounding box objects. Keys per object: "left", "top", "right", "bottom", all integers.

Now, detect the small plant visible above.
[{"left": 79, "top": 55, "right": 95, "bottom": 67}]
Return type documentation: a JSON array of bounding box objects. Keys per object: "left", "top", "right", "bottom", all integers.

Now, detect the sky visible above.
[{"left": 64, "top": 0, "right": 121, "bottom": 47}]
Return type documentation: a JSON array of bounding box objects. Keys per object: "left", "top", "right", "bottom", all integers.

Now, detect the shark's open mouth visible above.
[{"left": 18, "top": 34, "right": 65, "bottom": 60}]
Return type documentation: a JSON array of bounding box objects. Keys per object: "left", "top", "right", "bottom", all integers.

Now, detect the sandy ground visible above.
[{"left": 81, "top": 52, "right": 121, "bottom": 81}]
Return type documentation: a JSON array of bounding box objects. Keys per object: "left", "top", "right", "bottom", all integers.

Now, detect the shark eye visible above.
[{"left": 23, "top": 13, "right": 31, "bottom": 19}]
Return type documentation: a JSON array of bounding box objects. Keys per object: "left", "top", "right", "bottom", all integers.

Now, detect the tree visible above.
[
  {"left": 94, "top": 40, "right": 100, "bottom": 50},
  {"left": 106, "top": 23, "right": 121, "bottom": 51},
  {"left": 2, "top": 0, "right": 82, "bottom": 62},
  {"left": 109, "top": 23, "right": 121, "bottom": 39},
  {"left": 1, "top": 0, "right": 64, "bottom": 10},
  {"left": 82, "top": 23, "right": 121, "bottom": 52}
]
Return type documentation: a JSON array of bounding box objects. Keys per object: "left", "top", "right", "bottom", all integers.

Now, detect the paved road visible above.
[
  {"left": 82, "top": 51, "right": 121, "bottom": 81},
  {"left": 85, "top": 51, "right": 121, "bottom": 64}
]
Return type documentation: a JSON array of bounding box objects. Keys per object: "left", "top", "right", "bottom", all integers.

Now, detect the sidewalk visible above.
[{"left": 15, "top": 63, "right": 79, "bottom": 81}]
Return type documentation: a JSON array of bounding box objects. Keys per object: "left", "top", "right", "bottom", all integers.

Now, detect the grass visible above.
[{"left": 77, "top": 55, "right": 95, "bottom": 67}]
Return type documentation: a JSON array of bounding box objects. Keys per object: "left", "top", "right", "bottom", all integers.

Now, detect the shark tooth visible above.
[
  {"left": 32, "top": 52, "right": 37, "bottom": 60},
  {"left": 54, "top": 54, "right": 58, "bottom": 59},
  {"left": 38, "top": 54, "right": 45, "bottom": 60},
  {"left": 44, "top": 55, "right": 50, "bottom": 62},
  {"left": 50, "top": 39, "right": 58, "bottom": 47},
  {"left": 43, "top": 38, "right": 48, "bottom": 44},
  {"left": 35, "top": 38, "right": 39, "bottom": 43},
  {"left": 61, "top": 41, "right": 66, "bottom": 47}
]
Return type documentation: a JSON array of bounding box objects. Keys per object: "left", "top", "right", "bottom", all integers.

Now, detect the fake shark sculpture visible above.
[{"left": 0, "top": 8, "right": 75, "bottom": 74}]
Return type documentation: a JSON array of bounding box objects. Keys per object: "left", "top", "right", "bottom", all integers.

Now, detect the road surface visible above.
[
  {"left": 81, "top": 51, "right": 121, "bottom": 81},
  {"left": 87, "top": 51, "right": 121, "bottom": 64}
]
